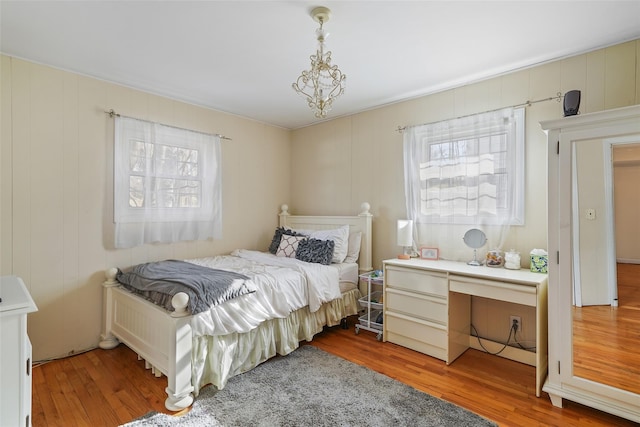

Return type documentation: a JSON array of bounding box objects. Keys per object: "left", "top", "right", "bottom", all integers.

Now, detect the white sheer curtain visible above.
[
  {"left": 403, "top": 107, "right": 524, "bottom": 262},
  {"left": 114, "top": 116, "right": 222, "bottom": 248}
]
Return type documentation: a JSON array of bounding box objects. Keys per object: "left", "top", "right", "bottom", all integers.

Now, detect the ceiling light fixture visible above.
[{"left": 292, "top": 6, "right": 346, "bottom": 119}]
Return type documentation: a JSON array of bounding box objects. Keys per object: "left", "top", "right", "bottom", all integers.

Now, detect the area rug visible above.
[{"left": 122, "top": 345, "right": 496, "bottom": 427}]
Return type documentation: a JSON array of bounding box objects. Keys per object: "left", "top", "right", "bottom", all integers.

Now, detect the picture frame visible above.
[{"left": 420, "top": 247, "right": 439, "bottom": 260}]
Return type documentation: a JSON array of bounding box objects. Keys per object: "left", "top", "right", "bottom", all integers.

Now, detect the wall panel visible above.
[
  {"left": 1, "top": 56, "right": 13, "bottom": 273},
  {"left": 604, "top": 41, "right": 637, "bottom": 109}
]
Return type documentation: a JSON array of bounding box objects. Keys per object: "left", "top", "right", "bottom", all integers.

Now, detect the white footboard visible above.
[{"left": 100, "top": 269, "right": 195, "bottom": 410}]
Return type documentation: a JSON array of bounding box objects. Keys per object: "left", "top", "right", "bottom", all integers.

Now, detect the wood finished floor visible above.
[
  {"left": 33, "top": 319, "right": 637, "bottom": 427},
  {"left": 573, "top": 263, "right": 640, "bottom": 394}
]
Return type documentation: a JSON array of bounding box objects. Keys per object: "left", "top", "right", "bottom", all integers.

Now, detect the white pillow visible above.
[
  {"left": 308, "top": 225, "right": 349, "bottom": 264},
  {"left": 344, "top": 231, "right": 362, "bottom": 264},
  {"left": 276, "top": 235, "right": 306, "bottom": 258}
]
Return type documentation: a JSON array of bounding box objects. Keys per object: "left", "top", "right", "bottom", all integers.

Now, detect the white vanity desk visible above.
[{"left": 382, "top": 258, "right": 548, "bottom": 397}]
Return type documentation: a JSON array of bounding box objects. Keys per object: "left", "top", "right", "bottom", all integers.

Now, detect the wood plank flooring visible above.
[
  {"left": 573, "top": 263, "right": 640, "bottom": 394},
  {"left": 32, "top": 319, "right": 637, "bottom": 427}
]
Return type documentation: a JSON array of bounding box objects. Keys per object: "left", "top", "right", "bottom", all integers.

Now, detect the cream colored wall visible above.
[
  {"left": 614, "top": 144, "right": 640, "bottom": 262},
  {"left": 290, "top": 39, "right": 640, "bottom": 346},
  {"left": 0, "top": 56, "right": 291, "bottom": 360},
  {"left": 575, "top": 138, "right": 610, "bottom": 305}
]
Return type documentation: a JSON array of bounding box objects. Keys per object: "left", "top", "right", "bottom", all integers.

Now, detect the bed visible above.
[{"left": 98, "top": 203, "right": 373, "bottom": 410}]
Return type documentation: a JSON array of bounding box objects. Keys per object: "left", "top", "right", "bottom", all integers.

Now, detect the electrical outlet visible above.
[{"left": 510, "top": 315, "right": 521, "bottom": 332}]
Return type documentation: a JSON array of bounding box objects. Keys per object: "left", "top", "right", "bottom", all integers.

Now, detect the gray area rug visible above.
[{"left": 122, "top": 345, "right": 496, "bottom": 427}]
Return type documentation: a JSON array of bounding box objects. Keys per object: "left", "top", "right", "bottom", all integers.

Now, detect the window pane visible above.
[
  {"left": 178, "top": 148, "right": 198, "bottom": 176},
  {"left": 129, "top": 140, "right": 152, "bottom": 173},
  {"left": 129, "top": 175, "right": 145, "bottom": 207}
]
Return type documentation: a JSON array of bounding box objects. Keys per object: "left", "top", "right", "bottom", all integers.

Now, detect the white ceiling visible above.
[{"left": 2, "top": 1, "right": 640, "bottom": 129}]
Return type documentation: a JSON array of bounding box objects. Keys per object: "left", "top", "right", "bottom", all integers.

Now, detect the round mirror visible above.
[
  {"left": 463, "top": 228, "right": 487, "bottom": 266},
  {"left": 463, "top": 228, "right": 487, "bottom": 248}
]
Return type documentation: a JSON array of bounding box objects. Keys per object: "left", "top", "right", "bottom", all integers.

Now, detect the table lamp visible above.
[{"left": 397, "top": 219, "right": 413, "bottom": 260}]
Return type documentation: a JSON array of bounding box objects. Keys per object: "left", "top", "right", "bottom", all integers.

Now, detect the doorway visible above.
[{"left": 572, "top": 141, "right": 640, "bottom": 393}]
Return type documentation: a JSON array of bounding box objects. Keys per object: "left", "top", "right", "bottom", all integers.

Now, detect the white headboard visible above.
[{"left": 278, "top": 202, "right": 373, "bottom": 273}]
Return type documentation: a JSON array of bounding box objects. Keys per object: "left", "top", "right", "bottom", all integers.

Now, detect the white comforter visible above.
[{"left": 185, "top": 250, "right": 341, "bottom": 337}]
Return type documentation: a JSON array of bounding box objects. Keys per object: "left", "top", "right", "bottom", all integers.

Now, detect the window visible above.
[
  {"left": 404, "top": 107, "right": 524, "bottom": 226},
  {"left": 114, "top": 117, "right": 222, "bottom": 248},
  {"left": 128, "top": 141, "right": 201, "bottom": 210}
]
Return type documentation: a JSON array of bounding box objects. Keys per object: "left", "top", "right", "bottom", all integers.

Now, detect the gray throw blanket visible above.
[{"left": 116, "top": 260, "right": 254, "bottom": 315}]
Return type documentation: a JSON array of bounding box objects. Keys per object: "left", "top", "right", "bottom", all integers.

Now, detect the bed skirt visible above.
[{"left": 191, "top": 287, "right": 361, "bottom": 394}]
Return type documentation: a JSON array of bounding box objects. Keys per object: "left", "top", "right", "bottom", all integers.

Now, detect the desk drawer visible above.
[
  {"left": 386, "top": 288, "right": 447, "bottom": 324},
  {"left": 385, "top": 266, "right": 447, "bottom": 297},
  {"left": 386, "top": 311, "right": 447, "bottom": 361},
  {"left": 449, "top": 275, "right": 537, "bottom": 307}
]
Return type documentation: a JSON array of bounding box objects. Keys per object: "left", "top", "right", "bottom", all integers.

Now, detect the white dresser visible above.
[
  {"left": 383, "top": 258, "right": 548, "bottom": 396},
  {"left": 383, "top": 264, "right": 451, "bottom": 362},
  {"left": 0, "top": 276, "right": 38, "bottom": 427}
]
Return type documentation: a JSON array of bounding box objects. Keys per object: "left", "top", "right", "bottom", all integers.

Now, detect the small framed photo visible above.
[{"left": 420, "top": 247, "right": 439, "bottom": 260}]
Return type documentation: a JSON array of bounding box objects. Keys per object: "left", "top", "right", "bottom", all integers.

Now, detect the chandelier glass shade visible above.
[{"left": 292, "top": 7, "right": 346, "bottom": 119}]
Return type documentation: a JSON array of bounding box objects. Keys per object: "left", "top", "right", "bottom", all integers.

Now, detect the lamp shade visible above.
[{"left": 397, "top": 219, "right": 413, "bottom": 247}]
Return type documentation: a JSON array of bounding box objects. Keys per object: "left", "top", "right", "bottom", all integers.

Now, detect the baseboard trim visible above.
[
  {"left": 468, "top": 336, "right": 536, "bottom": 366},
  {"left": 616, "top": 258, "right": 640, "bottom": 264}
]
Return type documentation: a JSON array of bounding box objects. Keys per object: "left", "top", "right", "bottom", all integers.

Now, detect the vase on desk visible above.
[{"left": 485, "top": 249, "right": 504, "bottom": 268}]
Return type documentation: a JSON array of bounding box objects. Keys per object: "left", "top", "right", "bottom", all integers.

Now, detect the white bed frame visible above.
[{"left": 99, "top": 203, "right": 372, "bottom": 410}]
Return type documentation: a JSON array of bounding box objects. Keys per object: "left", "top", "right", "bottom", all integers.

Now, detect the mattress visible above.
[{"left": 335, "top": 262, "right": 359, "bottom": 292}]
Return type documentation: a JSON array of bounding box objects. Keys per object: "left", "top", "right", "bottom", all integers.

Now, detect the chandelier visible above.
[{"left": 292, "top": 6, "right": 346, "bottom": 119}]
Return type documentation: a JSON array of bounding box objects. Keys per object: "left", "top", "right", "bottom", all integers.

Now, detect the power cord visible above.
[
  {"left": 32, "top": 346, "right": 98, "bottom": 368},
  {"left": 510, "top": 320, "right": 537, "bottom": 351},
  {"left": 470, "top": 322, "right": 536, "bottom": 355}
]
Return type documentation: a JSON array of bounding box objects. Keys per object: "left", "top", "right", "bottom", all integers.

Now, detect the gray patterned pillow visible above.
[
  {"left": 276, "top": 235, "right": 306, "bottom": 258},
  {"left": 268, "top": 227, "right": 306, "bottom": 254},
  {"left": 296, "top": 238, "right": 335, "bottom": 265}
]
